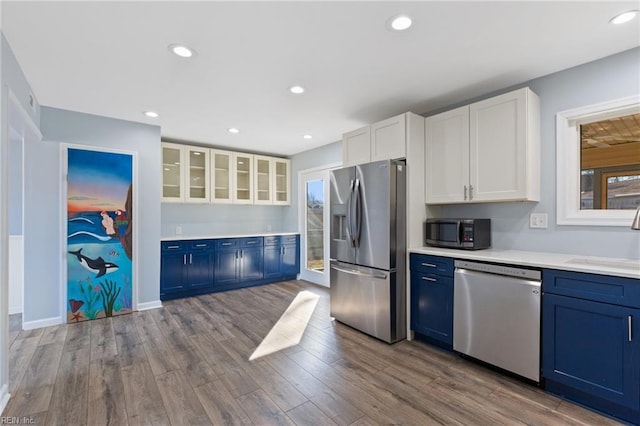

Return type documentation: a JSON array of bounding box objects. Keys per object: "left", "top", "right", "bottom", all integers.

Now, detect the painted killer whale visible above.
[{"left": 68, "top": 248, "right": 119, "bottom": 278}]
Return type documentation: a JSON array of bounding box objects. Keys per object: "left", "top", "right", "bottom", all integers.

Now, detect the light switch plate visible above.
[{"left": 530, "top": 213, "right": 548, "bottom": 229}]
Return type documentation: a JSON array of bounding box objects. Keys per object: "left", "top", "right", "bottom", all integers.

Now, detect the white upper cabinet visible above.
[
  {"left": 234, "top": 153, "right": 254, "bottom": 204},
  {"left": 342, "top": 112, "right": 423, "bottom": 166},
  {"left": 371, "top": 113, "right": 406, "bottom": 161},
  {"left": 162, "top": 142, "right": 185, "bottom": 202},
  {"left": 425, "top": 87, "right": 540, "bottom": 204},
  {"left": 162, "top": 142, "right": 210, "bottom": 203},
  {"left": 273, "top": 158, "right": 291, "bottom": 205},
  {"left": 185, "top": 146, "right": 210, "bottom": 203},
  {"left": 342, "top": 126, "right": 371, "bottom": 166},
  {"left": 211, "top": 149, "right": 234, "bottom": 203},
  {"left": 425, "top": 105, "right": 470, "bottom": 203},
  {"left": 254, "top": 155, "right": 273, "bottom": 204}
]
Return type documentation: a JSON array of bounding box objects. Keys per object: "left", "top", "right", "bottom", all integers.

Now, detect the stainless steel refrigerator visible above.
[{"left": 329, "top": 159, "right": 406, "bottom": 343}]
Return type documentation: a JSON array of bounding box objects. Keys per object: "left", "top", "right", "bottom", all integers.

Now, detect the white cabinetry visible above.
[
  {"left": 342, "top": 112, "right": 421, "bottom": 166},
  {"left": 233, "top": 153, "right": 254, "bottom": 204},
  {"left": 211, "top": 149, "right": 234, "bottom": 203},
  {"left": 425, "top": 87, "right": 540, "bottom": 204},
  {"left": 253, "top": 156, "right": 291, "bottom": 205},
  {"left": 162, "top": 142, "right": 210, "bottom": 203},
  {"left": 273, "top": 158, "right": 291, "bottom": 205}
]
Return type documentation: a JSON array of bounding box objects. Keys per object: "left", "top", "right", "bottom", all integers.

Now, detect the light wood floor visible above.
[{"left": 6, "top": 280, "right": 622, "bottom": 425}]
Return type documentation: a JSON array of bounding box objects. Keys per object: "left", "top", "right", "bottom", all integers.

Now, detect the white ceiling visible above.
[{"left": 3, "top": 1, "right": 640, "bottom": 156}]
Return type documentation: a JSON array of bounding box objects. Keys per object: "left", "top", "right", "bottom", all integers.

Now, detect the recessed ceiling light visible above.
[
  {"left": 610, "top": 10, "right": 638, "bottom": 25},
  {"left": 289, "top": 85, "right": 305, "bottom": 94},
  {"left": 169, "top": 44, "right": 195, "bottom": 58},
  {"left": 144, "top": 111, "right": 159, "bottom": 118},
  {"left": 390, "top": 15, "right": 412, "bottom": 31},
  {"left": 228, "top": 128, "right": 240, "bottom": 134},
  {"left": 303, "top": 134, "right": 313, "bottom": 139}
]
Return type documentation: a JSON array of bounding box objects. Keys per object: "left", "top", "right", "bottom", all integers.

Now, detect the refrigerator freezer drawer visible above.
[{"left": 330, "top": 261, "right": 405, "bottom": 343}]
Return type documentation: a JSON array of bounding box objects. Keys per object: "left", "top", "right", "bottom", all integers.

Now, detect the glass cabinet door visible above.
[
  {"left": 274, "top": 159, "right": 291, "bottom": 205},
  {"left": 254, "top": 155, "right": 273, "bottom": 204},
  {"left": 211, "top": 149, "right": 233, "bottom": 203},
  {"left": 234, "top": 153, "right": 254, "bottom": 203},
  {"left": 186, "top": 147, "right": 210, "bottom": 202},
  {"left": 162, "top": 143, "right": 184, "bottom": 201}
]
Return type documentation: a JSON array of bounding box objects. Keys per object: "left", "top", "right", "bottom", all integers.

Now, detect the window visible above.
[{"left": 557, "top": 96, "right": 640, "bottom": 226}]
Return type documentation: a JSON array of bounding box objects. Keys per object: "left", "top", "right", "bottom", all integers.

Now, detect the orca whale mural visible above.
[{"left": 66, "top": 147, "right": 133, "bottom": 323}]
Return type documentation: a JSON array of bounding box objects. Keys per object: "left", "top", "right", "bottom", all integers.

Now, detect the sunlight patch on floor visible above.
[{"left": 249, "top": 290, "right": 319, "bottom": 361}]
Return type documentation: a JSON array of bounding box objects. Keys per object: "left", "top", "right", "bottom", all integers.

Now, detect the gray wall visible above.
[
  {"left": 8, "top": 129, "right": 22, "bottom": 235},
  {"left": 1, "top": 34, "right": 39, "bottom": 126},
  {"left": 26, "top": 107, "right": 161, "bottom": 323},
  {"left": 282, "top": 141, "right": 343, "bottom": 229},
  {"left": 435, "top": 47, "right": 640, "bottom": 259}
]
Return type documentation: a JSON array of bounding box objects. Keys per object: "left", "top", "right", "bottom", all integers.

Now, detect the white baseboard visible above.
[
  {"left": 136, "top": 300, "right": 162, "bottom": 311},
  {"left": 0, "top": 384, "right": 10, "bottom": 415},
  {"left": 22, "top": 316, "right": 63, "bottom": 330},
  {"left": 8, "top": 306, "right": 22, "bottom": 315}
]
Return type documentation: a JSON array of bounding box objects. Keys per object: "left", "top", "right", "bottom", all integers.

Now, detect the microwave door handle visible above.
[{"left": 456, "top": 221, "right": 462, "bottom": 246}]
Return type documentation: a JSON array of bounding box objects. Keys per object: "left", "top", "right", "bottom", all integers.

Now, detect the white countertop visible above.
[
  {"left": 409, "top": 246, "right": 640, "bottom": 279},
  {"left": 161, "top": 232, "right": 299, "bottom": 242}
]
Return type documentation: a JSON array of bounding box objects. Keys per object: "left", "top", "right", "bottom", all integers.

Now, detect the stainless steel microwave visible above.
[{"left": 425, "top": 219, "right": 491, "bottom": 250}]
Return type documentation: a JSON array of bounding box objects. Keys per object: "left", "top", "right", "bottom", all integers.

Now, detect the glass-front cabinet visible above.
[
  {"left": 211, "top": 149, "right": 234, "bottom": 203},
  {"left": 254, "top": 155, "right": 273, "bottom": 204},
  {"left": 162, "top": 143, "right": 185, "bottom": 202},
  {"left": 234, "top": 153, "right": 254, "bottom": 204},
  {"left": 274, "top": 158, "right": 291, "bottom": 205},
  {"left": 186, "top": 147, "right": 210, "bottom": 203}
]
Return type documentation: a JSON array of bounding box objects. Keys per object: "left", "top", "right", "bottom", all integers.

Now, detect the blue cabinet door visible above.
[
  {"left": 281, "top": 243, "right": 299, "bottom": 277},
  {"left": 187, "top": 251, "right": 214, "bottom": 290},
  {"left": 240, "top": 247, "right": 263, "bottom": 282},
  {"left": 263, "top": 245, "right": 282, "bottom": 279},
  {"left": 215, "top": 249, "right": 239, "bottom": 285},
  {"left": 543, "top": 293, "right": 640, "bottom": 412},
  {"left": 410, "top": 271, "right": 453, "bottom": 345},
  {"left": 160, "top": 251, "right": 187, "bottom": 295}
]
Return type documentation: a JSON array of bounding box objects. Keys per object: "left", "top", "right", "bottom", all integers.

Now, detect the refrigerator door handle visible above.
[
  {"left": 353, "top": 178, "right": 362, "bottom": 247},
  {"left": 347, "top": 179, "right": 355, "bottom": 247},
  {"left": 330, "top": 262, "right": 387, "bottom": 280}
]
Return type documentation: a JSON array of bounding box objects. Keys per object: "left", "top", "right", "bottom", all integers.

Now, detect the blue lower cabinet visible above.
[
  {"left": 263, "top": 236, "right": 300, "bottom": 279},
  {"left": 542, "top": 269, "right": 640, "bottom": 424},
  {"left": 281, "top": 243, "right": 299, "bottom": 277},
  {"left": 160, "top": 240, "right": 214, "bottom": 300},
  {"left": 263, "top": 245, "right": 282, "bottom": 279},
  {"left": 240, "top": 246, "right": 263, "bottom": 281},
  {"left": 214, "top": 248, "right": 240, "bottom": 285}
]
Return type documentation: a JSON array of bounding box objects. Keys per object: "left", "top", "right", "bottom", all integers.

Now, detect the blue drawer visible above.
[
  {"left": 189, "top": 240, "right": 213, "bottom": 251},
  {"left": 215, "top": 238, "right": 239, "bottom": 249},
  {"left": 281, "top": 235, "right": 298, "bottom": 245},
  {"left": 241, "top": 237, "right": 263, "bottom": 247},
  {"left": 162, "top": 241, "right": 186, "bottom": 252},
  {"left": 410, "top": 254, "right": 454, "bottom": 276},
  {"left": 264, "top": 236, "right": 281, "bottom": 246}
]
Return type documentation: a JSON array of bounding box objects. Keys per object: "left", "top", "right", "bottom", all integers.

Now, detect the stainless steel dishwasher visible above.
[{"left": 453, "top": 260, "right": 541, "bottom": 382}]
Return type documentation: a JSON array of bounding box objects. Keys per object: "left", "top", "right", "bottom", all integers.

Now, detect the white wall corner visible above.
[
  {"left": 0, "top": 384, "right": 10, "bottom": 415},
  {"left": 22, "top": 316, "right": 63, "bottom": 331},
  {"left": 136, "top": 300, "right": 162, "bottom": 311}
]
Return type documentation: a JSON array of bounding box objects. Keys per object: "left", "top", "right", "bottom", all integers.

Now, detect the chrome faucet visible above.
[{"left": 632, "top": 206, "right": 640, "bottom": 230}]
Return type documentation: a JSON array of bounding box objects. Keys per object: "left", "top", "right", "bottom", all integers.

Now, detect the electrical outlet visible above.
[
  {"left": 267, "top": 224, "right": 272, "bottom": 232},
  {"left": 529, "top": 213, "right": 548, "bottom": 229},
  {"left": 175, "top": 225, "right": 183, "bottom": 235}
]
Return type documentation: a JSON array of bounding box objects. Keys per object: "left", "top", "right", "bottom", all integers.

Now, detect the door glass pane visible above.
[
  {"left": 214, "top": 153, "right": 230, "bottom": 200},
  {"left": 189, "top": 149, "right": 207, "bottom": 199},
  {"left": 276, "top": 161, "right": 288, "bottom": 202},
  {"left": 256, "top": 158, "right": 270, "bottom": 201},
  {"left": 162, "top": 146, "right": 181, "bottom": 198},
  {"left": 306, "top": 179, "right": 324, "bottom": 271},
  {"left": 236, "top": 156, "right": 251, "bottom": 200}
]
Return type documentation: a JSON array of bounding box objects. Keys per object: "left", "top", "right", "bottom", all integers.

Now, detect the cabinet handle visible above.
[
  {"left": 246, "top": 241, "right": 256, "bottom": 245},
  {"left": 222, "top": 242, "right": 232, "bottom": 246},
  {"left": 183, "top": 254, "right": 187, "bottom": 265},
  {"left": 167, "top": 245, "right": 180, "bottom": 249},
  {"left": 629, "top": 316, "right": 633, "bottom": 342},
  {"left": 195, "top": 244, "right": 207, "bottom": 247},
  {"left": 469, "top": 185, "right": 474, "bottom": 200},
  {"left": 240, "top": 250, "right": 244, "bottom": 259},
  {"left": 281, "top": 246, "right": 285, "bottom": 255},
  {"left": 421, "top": 262, "right": 437, "bottom": 268},
  {"left": 421, "top": 276, "right": 437, "bottom": 282},
  {"left": 464, "top": 185, "right": 468, "bottom": 200},
  {"left": 235, "top": 251, "right": 238, "bottom": 259},
  {"left": 189, "top": 253, "right": 193, "bottom": 265}
]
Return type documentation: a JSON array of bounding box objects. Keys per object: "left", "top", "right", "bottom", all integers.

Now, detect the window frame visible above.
[{"left": 556, "top": 95, "right": 640, "bottom": 226}]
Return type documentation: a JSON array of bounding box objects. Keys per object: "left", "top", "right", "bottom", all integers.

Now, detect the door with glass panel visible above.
[
  {"left": 162, "top": 143, "right": 184, "bottom": 202},
  {"left": 299, "top": 169, "right": 330, "bottom": 286},
  {"left": 254, "top": 155, "right": 273, "bottom": 204},
  {"left": 274, "top": 159, "right": 291, "bottom": 205},
  {"left": 234, "top": 153, "right": 254, "bottom": 204},
  {"left": 211, "top": 149, "right": 234, "bottom": 203},
  {"left": 185, "top": 147, "right": 210, "bottom": 202}
]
